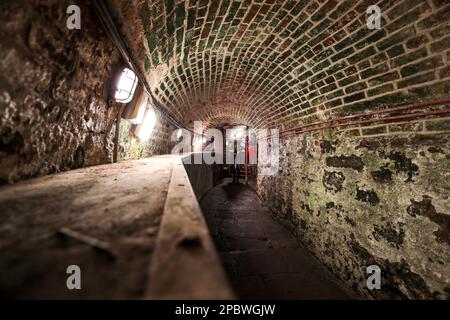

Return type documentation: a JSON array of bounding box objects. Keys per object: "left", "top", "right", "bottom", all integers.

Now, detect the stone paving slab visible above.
[{"left": 200, "top": 179, "right": 353, "bottom": 300}]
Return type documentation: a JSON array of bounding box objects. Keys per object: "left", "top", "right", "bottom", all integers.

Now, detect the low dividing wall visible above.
[{"left": 182, "top": 153, "right": 224, "bottom": 200}]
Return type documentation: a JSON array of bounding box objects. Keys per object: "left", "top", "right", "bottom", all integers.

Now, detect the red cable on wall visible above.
[{"left": 277, "top": 97, "right": 450, "bottom": 138}]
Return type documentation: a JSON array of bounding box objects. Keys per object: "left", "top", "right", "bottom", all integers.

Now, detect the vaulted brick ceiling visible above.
[{"left": 113, "top": 0, "right": 450, "bottom": 130}]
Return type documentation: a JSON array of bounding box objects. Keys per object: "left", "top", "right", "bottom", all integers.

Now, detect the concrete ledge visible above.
[
  {"left": 145, "top": 155, "right": 234, "bottom": 299},
  {"left": 0, "top": 155, "right": 233, "bottom": 299}
]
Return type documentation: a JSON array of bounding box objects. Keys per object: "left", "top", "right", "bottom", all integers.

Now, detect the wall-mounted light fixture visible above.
[
  {"left": 121, "top": 85, "right": 147, "bottom": 125},
  {"left": 135, "top": 108, "right": 157, "bottom": 141},
  {"left": 114, "top": 67, "right": 138, "bottom": 103},
  {"left": 175, "top": 128, "right": 183, "bottom": 140}
]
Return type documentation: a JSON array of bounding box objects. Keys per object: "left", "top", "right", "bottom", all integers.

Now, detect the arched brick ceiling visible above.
[{"left": 113, "top": 0, "right": 450, "bottom": 130}]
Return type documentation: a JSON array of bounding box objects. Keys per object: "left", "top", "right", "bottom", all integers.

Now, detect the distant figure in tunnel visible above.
[
  {"left": 232, "top": 139, "right": 241, "bottom": 184},
  {"left": 232, "top": 163, "right": 241, "bottom": 184}
]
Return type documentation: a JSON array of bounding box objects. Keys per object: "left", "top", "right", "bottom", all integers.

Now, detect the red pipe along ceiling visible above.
[{"left": 274, "top": 97, "right": 450, "bottom": 138}]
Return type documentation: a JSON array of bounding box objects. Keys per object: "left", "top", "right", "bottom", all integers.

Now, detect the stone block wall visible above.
[{"left": 0, "top": 0, "right": 174, "bottom": 184}]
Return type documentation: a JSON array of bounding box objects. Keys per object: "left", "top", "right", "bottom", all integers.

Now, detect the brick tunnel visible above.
[{"left": 0, "top": 0, "right": 449, "bottom": 301}]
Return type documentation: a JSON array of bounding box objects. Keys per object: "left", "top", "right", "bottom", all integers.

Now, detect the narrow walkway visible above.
[{"left": 200, "top": 178, "right": 352, "bottom": 300}]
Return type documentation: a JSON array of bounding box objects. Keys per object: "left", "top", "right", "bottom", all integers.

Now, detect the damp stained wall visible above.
[
  {"left": 0, "top": 0, "right": 122, "bottom": 184},
  {"left": 0, "top": 0, "right": 174, "bottom": 184},
  {"left": 257, "top": 130, "right": 450, "bottom": 299}
]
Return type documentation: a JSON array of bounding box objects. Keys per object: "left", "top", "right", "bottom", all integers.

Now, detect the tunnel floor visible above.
[{"left": 200, "top": 178, "right": 353, "bottom": 300}]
